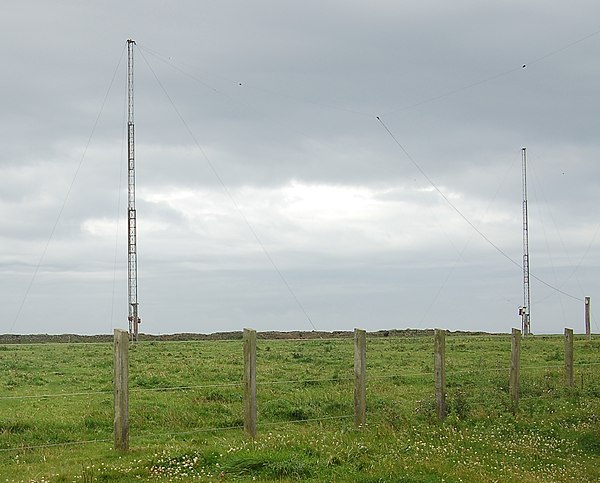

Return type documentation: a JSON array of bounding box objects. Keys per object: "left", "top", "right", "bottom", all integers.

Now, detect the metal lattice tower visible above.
[
  {"left": 520, "top": 147, "right": 531, "bottom": 336},
  {"left": 127, "top": 39, "right": 140, "bottom": 341}
]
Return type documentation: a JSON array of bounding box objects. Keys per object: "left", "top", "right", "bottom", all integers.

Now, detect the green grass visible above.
[{"left": 0, "top": 334, "right": 598, "bottom": 481}]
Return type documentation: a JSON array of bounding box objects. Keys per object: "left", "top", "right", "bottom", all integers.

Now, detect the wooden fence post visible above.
[
  {"left": 564, "top": 328, "right": 574, "bottom": 388},
  {"left": 434, "top": 329, "right": 446, "bottom": 420},
  {"left": 585, "top": 296, "right": 591, "bottom": 340},
  {"left": 243, "top": 328, "right": 257, "bottom": 438},
  {"left": 114, "top": 329, "right": 129, "bottom": 452},
  {"left": 354, "top": 328, "right": 366, "bottom": 428},
  {"left": 509, "top": 328, "right": 521, "bottom": 412}
]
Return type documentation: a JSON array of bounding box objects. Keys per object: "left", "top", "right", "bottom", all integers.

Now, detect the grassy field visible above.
[{"left": 0, "top": 333, "right": 598, "bottom": 481}]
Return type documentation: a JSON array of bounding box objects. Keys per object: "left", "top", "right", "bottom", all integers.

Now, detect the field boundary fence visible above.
[{"left": 0, "top": 327, "right": 597, "bottom": 454}]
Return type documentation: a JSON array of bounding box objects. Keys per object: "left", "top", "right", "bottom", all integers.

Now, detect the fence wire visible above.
[
  {"left": 0, "top": 438, "right": 112, "bottom": 453},
  {"left": 0, "top": 362, "right": 598, "bottom": 401},
  {"left": 0, "top": 415, "right": 356, "bottom": 454}
]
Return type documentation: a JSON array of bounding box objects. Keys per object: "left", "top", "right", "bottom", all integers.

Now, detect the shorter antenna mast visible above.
[{"left": 519, "top": 147, "right": 531, "bottom": 336}]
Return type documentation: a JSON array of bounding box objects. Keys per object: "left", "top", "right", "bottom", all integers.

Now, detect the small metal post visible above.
[{"left": 585, "top": 296, "right": 591, "bottom": 340}]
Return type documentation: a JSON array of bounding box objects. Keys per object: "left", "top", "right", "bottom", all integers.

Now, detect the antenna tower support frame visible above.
[
  {"left": 127, "top": 39, "right": 140, "bottom": 341},
  {"left": 521, "top": 147, "right": 531, "bottom": 336}
]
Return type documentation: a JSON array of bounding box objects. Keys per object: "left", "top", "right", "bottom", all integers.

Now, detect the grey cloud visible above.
[{"left": 1, "top": 1, "right": 599, "bottom": 335}]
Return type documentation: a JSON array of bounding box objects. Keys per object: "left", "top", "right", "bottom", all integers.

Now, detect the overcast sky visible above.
[{"left": 2, "top": 1, "right": 600, "bottom": 335}]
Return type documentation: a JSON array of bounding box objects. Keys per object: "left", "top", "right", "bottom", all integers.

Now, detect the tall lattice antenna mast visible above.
[
  {"left": 127, "top": 39, "right": 140, "bottom": 341},
  {"left": 519, "top": 147, "right": 531, "bottom": 336}
]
